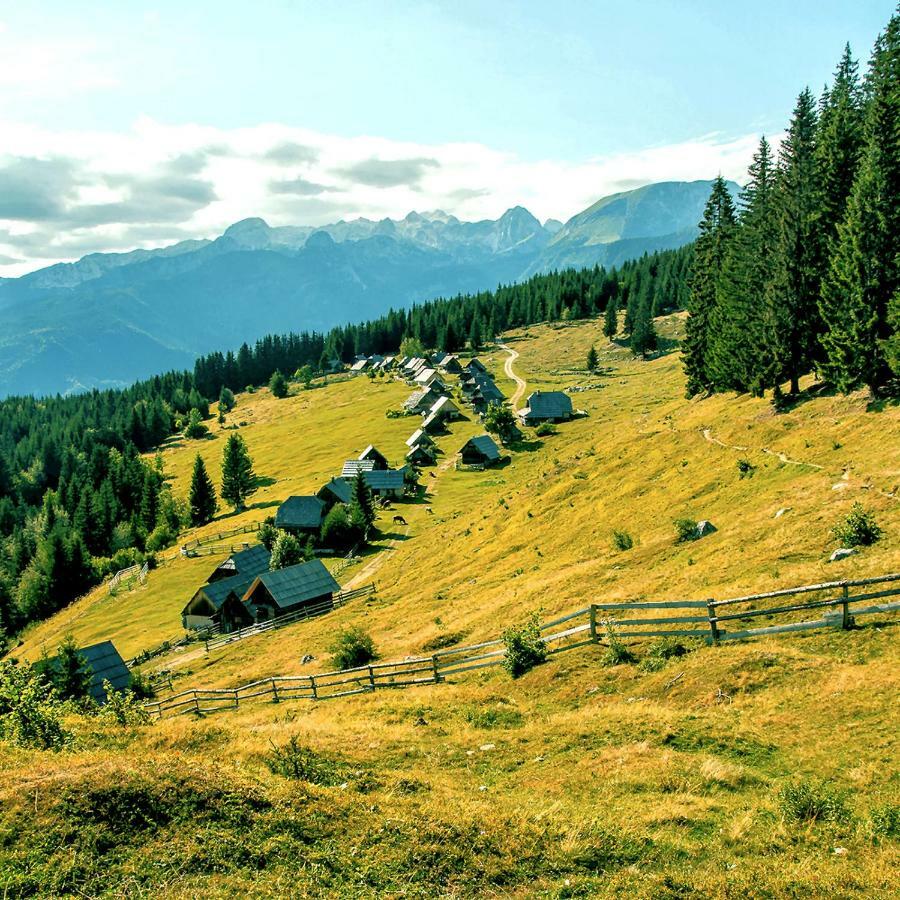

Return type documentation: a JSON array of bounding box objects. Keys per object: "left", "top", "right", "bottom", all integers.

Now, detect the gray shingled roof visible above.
[
  {"left": 275, "top": 495, "right": 326, "bottom": 530},
  {"left": 465, "top": 358, "right": 488, "bottom": 374},
  {"left": 196, "top": 572, "right": 259, "bottom": 612},
  {"left": 475, "top": 374, "right": 505, "bottom": 402},
  {"left": 317, "top": 477, "right": 352, "bottom": 505},
  {"left": 42, "top": 640, "right": 131, "bottom": 703},
  {"left": 461, "top": 434, "right": 501, "bottom": 461},
  {"left": 211, "top": 543, "right": 271, "bottom": 580},
  {"left": 361, "top": 469, "right": 405, "bottom": 491},
  {"left": 246, "top": 559, "right": 341, "bottom": 610},
  {"left": 524, "top": 391, "right": 573, "bottom": 419}
]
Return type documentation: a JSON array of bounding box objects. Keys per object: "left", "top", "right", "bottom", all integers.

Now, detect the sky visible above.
[{"left": 0, "top": 1, "right": 893, "bottom": 276}]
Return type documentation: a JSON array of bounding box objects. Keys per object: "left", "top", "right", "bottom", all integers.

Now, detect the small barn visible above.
[
  {"left": 459, "top": 434, "right": 501, "bottom": 467},
  {"left": 43, "top": 640, "right": 132, "bottom": 704},
  {"left": 521, "top": 391, "right": 573, "bottom": 424},
  {"left": 317, "top": 476, "right": 352, "bottom": 509},
  {"left": 182, "top": 573, "right": 257, "bottom": 631},
  {"left": 403, "top": 388, "right": 440, "bottom": 414},
  {"left": 275, "top": 495, "right": 326, "bottom": 535},
  {"left": 421, "top": 410, "right": 444, "bottom": 434},
  {"left": 242, "top": 559, "right": 341, "bottom": 622},
  {"left": 474, "top": 375, "right": 505, "bottom": 404},
  {"left": 361, "top": 468, "right": 406, "bottom": 498},
  {"left": 405, "top": 428, "right": 435, "bottom": 449},
  {"left": 207, "top": 544, "right": 271, "bottom": 584},
  {"left": 358, "top": 445, "right": 389, "bottom": 470},
  {"left": 465, "top": 358, "right": 489, "bottom": 375},
  {"left": 406, "top": 443, "right": 436, "bottom": 466},
  {"left": 428, "top": 395, "right": 461, "bottom": 422}
]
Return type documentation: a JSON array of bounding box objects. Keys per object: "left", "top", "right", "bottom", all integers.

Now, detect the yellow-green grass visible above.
[{"left": 3, "top": 314, "right": 900, "bottom": 896}]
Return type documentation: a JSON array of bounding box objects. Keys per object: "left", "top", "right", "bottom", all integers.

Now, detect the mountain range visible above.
[{"left": 0, "top": 179, "right": 737, "bottom": 397}]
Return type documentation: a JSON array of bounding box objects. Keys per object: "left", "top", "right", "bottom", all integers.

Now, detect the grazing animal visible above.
[
  {"left": 300, "top": 654, "right": 316, "bottom": 665},
  {"left": 425, "top": 507, "right": 434, "bottom": 515},
  {"left": 392, "top": 515, "right": 408, "bottom": 525},
  {"left": 429, "top": 472, "right": 437, "bottom": 478}
]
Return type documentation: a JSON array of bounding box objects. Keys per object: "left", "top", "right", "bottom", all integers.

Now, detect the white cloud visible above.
[{"left": 0, "top": 118, "right": 766, "bottom": 277}]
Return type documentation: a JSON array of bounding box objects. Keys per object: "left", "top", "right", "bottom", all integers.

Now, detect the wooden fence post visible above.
[
  {"left": 368, "top": 666, "right": 376, "bottom": 691},
  {"left": 707, "top": 599, "right": 720, "bottom": 645},
  {"left": 310, "top": 675, "right": 318, "bottom": 700},
  {"left": 431, "top": 655, "right": 441, "bottom": 683},
  {"left": 589, "top": 604, "right": 598, "bottom": 642},
  {"left": 841, "top": 583, "right": 851, "bottom": 630},
  {"left": 271, "top": 678, "right": 279, "bottom": 702},
  {"left": 234, "top": 691, "right": 239, "bottom": 709}
]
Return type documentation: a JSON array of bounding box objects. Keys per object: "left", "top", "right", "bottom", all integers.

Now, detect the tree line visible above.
[{"left": 685, "top": 11, "right": 899, "bottom": 401}]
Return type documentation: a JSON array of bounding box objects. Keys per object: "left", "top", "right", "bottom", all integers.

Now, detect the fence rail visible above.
[
  {"left": 108, "top": 561, "right": 149, "bottom": 594},
  {"left": 180, "top": 521, "right": 261, "bottom": 555},
  {"left": 144, "top": 573, "right": 900, "bottom": 721},
  {"left": 203, "top": 583, "right": 377, "bottom": 652}
]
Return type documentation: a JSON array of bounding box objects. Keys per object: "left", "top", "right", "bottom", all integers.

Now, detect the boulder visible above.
[{"left": 829, "top": 548, "right": 857, "bottom": 563}]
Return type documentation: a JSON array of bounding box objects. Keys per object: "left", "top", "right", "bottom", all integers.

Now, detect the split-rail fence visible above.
[{"left": 144, "top": 572, "right": 900, "bottom": 720}]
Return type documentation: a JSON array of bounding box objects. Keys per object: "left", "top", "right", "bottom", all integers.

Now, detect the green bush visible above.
[
  {"left": 328, "top": 626, "right": 378, "bottom": 670},
  {"left": 601, "top": 625, "right": 636, "bottom": 667},
  {"left": 501, "top": 613, "right": 547, "bottom": 678},
  {"left": 612, "top": 529, "right": 634, "bottom": 551},
  {"left": 832, "top": 503, "right": 882, "bottom": 547},
  {"left": 737, "top": 458, "right": 755, "bottom": 478},
  {"left": 103, "top": 681, "right": 150, "bottom": 726},
  {"left": 0, "top": 661, "right": 70, "bottom": 750},
  {"left": 421, "top": 630, "right": 468, "bottom": 652},
  {"left": 265, "top": 735, "right": 345, "bottom": 784},
  {"left": 674, "top": 518, "right": 699, "bottom": 543},
  {"left": 868, "top": 803, "right": 900, "bottom": 841},
  {"left": 638, "top": 637, "right": 695, "bottom": 672},
  {"left": 146, "top": 524, "right": 176, "bottom": 553},
  {"left": 777, "top": 778, "right": 849, "bottom": 824},
  {"left": 534, "top": 422, "right": 557, "bottom": 436},
  {"left": 269, "top": 370, "right": 289, "bottom": 398}
]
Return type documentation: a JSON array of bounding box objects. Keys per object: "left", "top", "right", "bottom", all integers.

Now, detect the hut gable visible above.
[
  {"left": 474, "top": 374, "right": 505, "bottom": 403},
  {"left": 405, "top": 428, "right": 435, "bottom": 448},
  {"left": 358, "top": 445, "right": 389, "bottom": 469},
  {"left": 460, "top": 434, "right": 501, "bottom": 466},
  {"left": 275, "top": 496, "right": 326, "bottom": 533},
  {"left": 406, "top": 444, "right": 436, "bottom": 465},
  {"left": 428, "top": 395, "right": 460, "bottom": 419},
  {"left": 465, "top": 358, "right": 489, "bottom": 375},
  {"left": 207, "top": 543, "right": 271, "bottom": 583},
  {"left": 243, "top": 559, "right": 341, "bottom": 619},
  {"left": 522, "top": 391, "right": 573, "bottom": 422}
]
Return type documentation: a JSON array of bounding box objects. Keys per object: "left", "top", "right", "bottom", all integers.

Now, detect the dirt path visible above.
[
  {"left": 343, "top": 523, "right": 410, "bottom": 589},
  {"left": 499, "top": 342, "right": 527, "bottom": 412},
  {"left": 700, "top": 427, "right": 823, "bottom": 470}
]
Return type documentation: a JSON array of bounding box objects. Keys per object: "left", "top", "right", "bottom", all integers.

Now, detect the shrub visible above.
[
  {"left": 638, "top": 637, "right": 695, "bottom": 672},
  {"left": 612, "top": 529, "right": 634, "bottom": 551},
  {"left": 146, "top": 523, "right": 176, "bottom": 552},
  {"left": 329, "top": 626, "right": 378, "bottom": 670},
  {"left": 601, "top": 625, "right": 636, "bottom": 667},
  {"left": 269, "top": 370, "right": 289, "bottom": 398},
  {"left": 103, "top": 681, "right": 150, "bottom": 726},
  {"left": 182, "top": 408, "right": 208, "bottom": 439},
  {"left": 320, "top": 503, "right": 359, "bottom": 551},
  {"left": 258, "top": 521, "right": 278, "bottom": 552},
  {"left": 269, "top": 531, "right": 309, "bottom": 570},
  {"left": 777, "top": 778, "right": 849, "bottom": 824},
  {"left": 737, "top": 458, "right": 755, "bottom": 478},
  {"left": 501, "top": 613, "right": 547, "bottom": 678},
  {"left": 535, "top": 422, "right": 557, "bottom": 436},
  {"left": 421, "top": 630, "right": 468, "bottom": 652},
  {"left": 832, "top": 503, "right": 882, "bottom": 547},
  {"left": 265, "top": 735, "right": 345, "bottom": 785},
  {"left": 128, "top": 672, "right": 156, "bottom": 700},
  {"left": 674, "top": 518, "right": 699, "bottom": 543},
  {"left": 868, "top": 804, "right": 900, "bottom": 841},
  {"left": 0, "top": 661, "right": 70, "bottom": 750}
]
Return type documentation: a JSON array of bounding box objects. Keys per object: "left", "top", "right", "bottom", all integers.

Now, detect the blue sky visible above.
[{"left": 0, "top": 1, "right": 893, "bottom": 274}]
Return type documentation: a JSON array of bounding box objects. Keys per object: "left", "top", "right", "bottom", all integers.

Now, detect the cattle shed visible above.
[
  {"left": 275, "top": 495, "right": 326, "bottom": 534},
  {"left": 521, "top": 390, "right": 573, "bottom": 423},
  {"left": 242, "top": 559, "right": 341, "bottom": 621},
  {"left": 459, "top": 434, "right": 501, "bottom": 467},
  {"left": 317, "top": 476, "right": 352, "bottom": 508},
  {"left": 41, "top": 640, "right": 132, "bottom": 704}
]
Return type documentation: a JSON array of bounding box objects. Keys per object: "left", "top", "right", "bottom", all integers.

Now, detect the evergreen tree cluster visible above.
[{"left": 685, "top": 13, "right": 900, "bottom": 399}]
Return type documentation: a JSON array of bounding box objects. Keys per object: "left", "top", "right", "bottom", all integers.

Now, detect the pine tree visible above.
[
  {"left": 220, "top": 434, "right": 257, "bottom": 511},
  {"left": 630, "top": 296, "right": 658, "bottom": 358},
  {"left": 769, "top": 89, "right": 823, "bottom": 394},
  {"left": 820, "top": 12, "right": 900, "bottom": 394},
  {"left": 46, "top": 634, "right": 93, "bottom": 702},
  {"left": 188, "top": 454, "right": 217, "bottom": 526},
  {"left": 349, "top": 470, "right": 376, "bottom": 539},
  {"left": 603, "top": 296, "right": 618, "bottom": 339},
  {"left": 468, "top": 316, "right": 482, "bottom": 351},
  {"left": 586, "top": 346, "right": 599, "bottom": 371},
  {"left": 710, "top": 137, "right": 779, "bottom": 394},
  {"left": 683, "top": 177, "right": 737, "bottom": 396}
]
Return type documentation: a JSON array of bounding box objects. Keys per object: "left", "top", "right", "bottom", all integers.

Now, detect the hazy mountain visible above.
[{"left": 0, "top": 180, "right": 732, "bottom": 397}]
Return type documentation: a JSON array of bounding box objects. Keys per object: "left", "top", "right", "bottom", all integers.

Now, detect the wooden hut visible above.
[
  {"left": 459, "top": 434, "right": 501, "bottom": 467},
  {"left": 242, "top": 559, "right": 341, "bottom": 622},
  {"left": 275, "top": 496, "right": 326, "bottom": 535}
]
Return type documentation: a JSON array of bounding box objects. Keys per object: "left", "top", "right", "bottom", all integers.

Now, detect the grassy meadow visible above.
[{"left": 3, "top": 313, "right": 899, "bottom": 897}]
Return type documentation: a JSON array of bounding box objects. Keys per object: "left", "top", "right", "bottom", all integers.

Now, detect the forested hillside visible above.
[{"left": 0, "top": 247, "right": 689, "bottom": 640}]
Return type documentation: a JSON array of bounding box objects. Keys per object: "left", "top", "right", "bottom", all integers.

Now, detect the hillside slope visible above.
[{"left": 6, "top": 315, "right": 899, "bottom": 897}]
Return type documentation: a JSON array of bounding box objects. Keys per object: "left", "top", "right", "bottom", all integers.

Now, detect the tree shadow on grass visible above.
[
  {"left": 255, "top": 476, "right": 278, "bottom": 488},
  {"left": 508, "top": 439, "right": 544, "bottom": 453}
]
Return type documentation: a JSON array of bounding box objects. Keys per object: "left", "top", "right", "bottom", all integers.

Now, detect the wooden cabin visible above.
[
  {"left": 459, "top": 434, "right": 501, "bottom": 467},
  {"left": 274, "top": 495, "right": 326, "bottom": 535},
  {"left": 182, "top": 573, "right": 257, "bottom": 632},
  {"left": 317, "top": 476, "right": 352, "bottom": 509},
  {"left": 358, "top": 445, "right": 389, "bottom": 470},
  {"left": 406, "top": 444, "right": 436, "bottom": 466},
  {"left": 405, "top": 428, "right": 435, "bottom": 449},
  {"left": 428, "top": 395, "right": 461, "bottom": 422},
  {"left": 520, "top": 391, "right": 573, "bottom": 424},
  {"left": 207, "top": 544, "right": 271, "bottom": 584},
  {"left": 242, "top": 559, "right": 341, "bottom": 622}
]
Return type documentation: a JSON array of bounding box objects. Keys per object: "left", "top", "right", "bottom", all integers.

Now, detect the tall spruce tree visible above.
[
  {"left": 769, "top": 89, "right": 823, "bottom": 394},
  {"left": 683, "top": 176, "right": 736, "bottom": 396},
  {"left": 349, "top": 470, "right": 377, "bottom": 539},
  {"left": 820, "top": 12, "right": 900, "bottom": 394},
  {"left": 188, "top": 454, "right": 217, "bottom": 526},
  {"left": 603, "top": 296, "right": 619, "bottom": 339},
  {"left": 710, "top": 137, "right": 779, "bottom": 394},
  {"left": 220, "top": 434, "right": 257, "bottom": 511},
  {"left": 630, "top": 295, "right": 658, "bottom": 358}
]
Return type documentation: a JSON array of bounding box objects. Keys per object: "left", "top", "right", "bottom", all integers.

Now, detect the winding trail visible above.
[
  {"left": 700, "top": 427, "right": 823, "bottom": 470},
  {"left": 499, "top": 342, "right": 527, "bottom": 412}
]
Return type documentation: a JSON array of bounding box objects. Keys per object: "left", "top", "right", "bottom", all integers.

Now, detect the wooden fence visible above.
[
  {"left": 108, "top": 561, "right": 149, "bottom": 594},
  {"left": 180, "top": 521, "right": 261, "bottom": 555},
  {"left": 144, "top": 572, "right": 900, "bottom": 721},
  {"left": 203, "top": 583, "right": 377, "bottom": 652}
]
